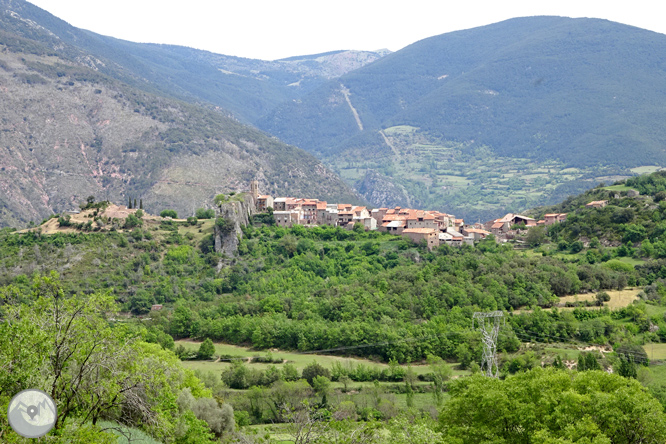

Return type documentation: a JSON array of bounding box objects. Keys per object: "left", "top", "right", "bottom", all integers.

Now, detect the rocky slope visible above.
[{"left": 0, "top": 17, "right": 361, "bottom": 228}]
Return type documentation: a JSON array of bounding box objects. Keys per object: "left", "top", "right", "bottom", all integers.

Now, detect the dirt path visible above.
[
  {"left": 340, "top": 84, "right": 364, "bottom": 131},
  {"left": 379, "top": 130, "right": 400, "bottom": 158}
]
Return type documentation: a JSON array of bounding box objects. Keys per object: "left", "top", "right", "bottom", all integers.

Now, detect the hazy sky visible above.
[{"left": 27, "top": 0, "right": 666, "bottom": 61}]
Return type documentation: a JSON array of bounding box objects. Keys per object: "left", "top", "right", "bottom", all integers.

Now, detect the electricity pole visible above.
[{"left": 473, "top": 311, "right": 504, "bottom": 378}]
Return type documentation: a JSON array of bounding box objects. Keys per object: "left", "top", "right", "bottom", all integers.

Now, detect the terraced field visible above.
[{"left": 329, "top": 126, "right": 639, "bottom": 221}]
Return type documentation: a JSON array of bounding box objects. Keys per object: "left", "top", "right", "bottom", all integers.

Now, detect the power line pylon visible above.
[{"left": 473, "top": 311, "right": 504, "bottom": 378}]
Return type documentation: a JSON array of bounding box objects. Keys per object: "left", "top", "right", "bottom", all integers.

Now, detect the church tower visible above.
[{"left": 250, "top": 180, "right": 259, "bottom": 200}]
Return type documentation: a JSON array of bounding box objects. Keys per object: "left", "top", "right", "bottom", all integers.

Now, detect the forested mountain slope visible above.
[
  {"left": 258, "top": 17, "right": 666, "bottom": 218},
  {"left": 260, "top": 16, "right": 666, "bottom": 167},
  {"left": 1, "top": 0, "right": 388, "bottom": 123}
]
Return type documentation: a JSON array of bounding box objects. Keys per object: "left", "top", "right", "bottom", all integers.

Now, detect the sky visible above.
[{"left": 27, "top": 0, "right": 666, "bottom": 61}]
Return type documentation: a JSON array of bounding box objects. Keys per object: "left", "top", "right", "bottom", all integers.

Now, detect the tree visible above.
[
  {"left": 440, "top": 368, "right": 666, "bottom": 443},
  {"left": 301, "top": 361, "right": 331, "bottom": 386},
  {"left": 595, "top": 291, "right": 611, "bottom": 306},
  {"left": 311, "top": 375, "right": 331, "bottom": 407},
  {"left": 198, "top": 338, "right": 215, "bottom": 360},
  {"left": 139, "top": 199, "right": 143, "bottom": 210},
  {"left": 124, "top": 213, "right": 142, "bottom": 229},
  {"left": 427, "top": 355, "right": 452, "bottom": 406},
  {"left": 282, "top": 363, "right": 300, "bottom": 382},
  {"left": 160, "top": 209, "right": 178, "bottom": 219},
  {"left": 616, "top": 354, "right": 638, "bottom": 379},
  {"left": 577, "top": 352, "right": 601, "bottom": 371},
  {"left": 526, "top": 226, "right": 547, "bottom": 247},
  {"left": 195, "top": 208, "right": 215, "bottom": 219},
  {"left": 0, "top": 274, "right": 157, "bottom": 431}
]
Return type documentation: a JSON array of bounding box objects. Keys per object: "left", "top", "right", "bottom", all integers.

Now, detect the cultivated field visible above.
[
  {"left": 644, "top": 343, "right": 666, "bottom": 361},
  {"left": 514, "top": 288, "right": 641, "bottom": 314},
  {"left": 558, "top": 288, "right": 641, "bottom": 309}
]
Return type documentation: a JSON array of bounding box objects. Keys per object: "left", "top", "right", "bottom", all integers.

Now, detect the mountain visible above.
[
  {"left": 257, "top": 16, "right": 666, "bottom": 219},
  {"left": 0, "top": 2, "right": 361, "bottom": 227},
  {"left": 2, "top": 0, "right": 388, "bottom": 124}
]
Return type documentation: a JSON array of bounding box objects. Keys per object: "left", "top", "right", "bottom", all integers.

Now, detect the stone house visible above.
[
  {"left": 402, "top": 228, "right": 440, "bottom": 250},
  {"left": 256, "top": 195, "right": 274, "bottom": 212},
  {"left": 274, "top": 210, "right": 301, "bottom": 227},
  {"left": 544, "top": 213, "right": 567, "bottom": 225}
]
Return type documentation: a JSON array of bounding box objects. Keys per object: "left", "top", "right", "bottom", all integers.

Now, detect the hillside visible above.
[
  {"left": 0, "top": 5, "right": 361, "bottom": 228},
  {"left": 4, "top": 176, "right": 666, "bottom": 441},
  {"left": 258, "top": 16, "right": 666, "bottom": 218},
  {"left": 0, "top": 0, "right": 388, "bottom": 123}
]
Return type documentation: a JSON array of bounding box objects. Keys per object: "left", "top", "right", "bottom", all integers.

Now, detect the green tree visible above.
[
  {"left": 124, "top": 213, "right": 142, "bottom": 229},
  {"left": 440, "top": 368, "right": 666, "bottom": 443},
  {"left": 526, "top": 226, "right": 547, "bottom": 247},
  {"left": 427, "top": 354, "right": 452, "bottom": 406},
  {"left": 0, "top": 274, "right": 170, "bottom": 433},
  {"left": 301, "top": 361, "right": 331, "bottom": 386},
  {"left": 617, "top": 354, "right": 638, "bottom": 379},
  {"left": 195, "top": 208, "right": 215, "bottom": 219},
  {"left": 160, "top": 209, "right": 178, "bottom": 218},
  {"left": 577, "top": 352, "right": 601, "bottom": 371},
  {"left": 312, "top": 375, "right": 331, "bottom": 407},
  {"left": 197, "top": 338, "right": 215, "bottom": 360}
]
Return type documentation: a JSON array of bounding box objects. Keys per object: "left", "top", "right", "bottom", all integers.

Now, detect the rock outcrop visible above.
[{"left": 214, "top": 193, "right": 255, "bottom": 258}]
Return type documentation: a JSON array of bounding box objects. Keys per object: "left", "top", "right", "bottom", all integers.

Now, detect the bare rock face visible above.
[
  {"left": 214, "top": 194, "right": 255, "bottom": 257},
  {"left": 356, "top": 169, "right": 413, "bottom": 209}
]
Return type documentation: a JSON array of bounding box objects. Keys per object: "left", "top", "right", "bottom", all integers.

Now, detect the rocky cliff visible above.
[{"left": 214, "top": 193, "right": 255, "bottom": 258}]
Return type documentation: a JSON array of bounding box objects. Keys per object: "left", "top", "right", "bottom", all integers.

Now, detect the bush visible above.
[
  {"left": 187, "top": 216, "right": 198, "bottom": 225},
  {"left": 302, "top": 361, "right": 331, "bottom": 386},
  {"left": 196, "top": 208, "right": 215, "bottom": 219},
  {"left": 160, "top": 209, "right": 178, "bottom": 219},
  {"left": 215, "top": 217, "right": 234, "bottom": 234},
  {"left": 124, "top": 214, "right": 142, "bottom": 229}
]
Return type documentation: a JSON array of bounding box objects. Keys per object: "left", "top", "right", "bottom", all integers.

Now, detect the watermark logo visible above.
[{"left": 7, "top": 389, "right": 57, "bottom": 438}]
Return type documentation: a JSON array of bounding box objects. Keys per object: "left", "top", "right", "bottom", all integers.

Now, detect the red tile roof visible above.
[{"left": 403, "top": 228, "right": 438, "bottom": 234}]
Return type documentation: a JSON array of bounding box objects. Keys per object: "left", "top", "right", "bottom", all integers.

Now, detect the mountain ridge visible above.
[{"left": 0, "top": 2, "right": 362, "bottom": 228}]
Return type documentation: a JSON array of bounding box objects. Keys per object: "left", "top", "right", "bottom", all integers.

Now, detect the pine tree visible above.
[
  {"left": 139, "top": 199, "right": 143, "bottom": 210},
  {"left": 128, "top": 197, "right": 132, "bottom": 209},
  {"left": 134, "top": 198, "right": 137, "bottom": 209}
]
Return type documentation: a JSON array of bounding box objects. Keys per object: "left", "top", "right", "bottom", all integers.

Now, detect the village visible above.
[{"left": 249, "top": 181, "right": 570, "bottom": 250}]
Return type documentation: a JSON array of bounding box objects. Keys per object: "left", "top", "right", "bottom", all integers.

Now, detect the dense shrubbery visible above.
[{"left": 0, "top": 217, "right": 652, "bottom": 363}]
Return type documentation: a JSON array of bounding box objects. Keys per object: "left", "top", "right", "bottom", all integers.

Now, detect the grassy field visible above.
[
  {"left": 603, "top": 184, "right": 633, "bottom": 192},
  {"left": 176, "top": 218, "right": 215, "bottom": 243},
  {"left": 630, "top": 166, "right": 664, "bottom": 174},
  {"left": 176, "top": 340, "right": 468, "bottom": 377},
  {"left": 644, "top": 344, "right": 666, "bottom": 361},
  {"left": 515, "top": 288, "right": 641, "bottom": 314},
  {"left": 558, "top": 288, "right": 641, "bottom": 309}
]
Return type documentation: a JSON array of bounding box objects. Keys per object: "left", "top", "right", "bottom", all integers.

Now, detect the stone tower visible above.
[{"left": 250, "top": 180, "right": 259, "bottom": 200}]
